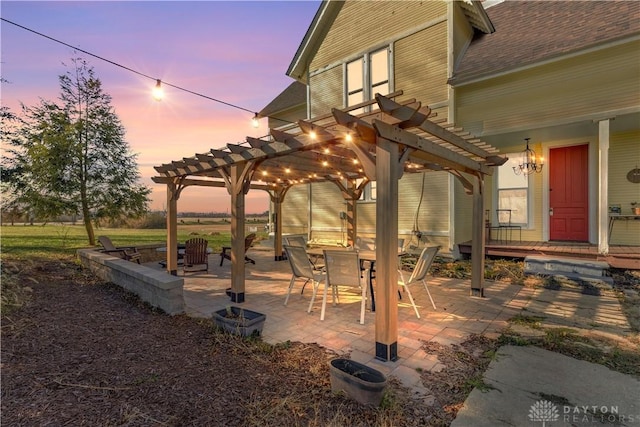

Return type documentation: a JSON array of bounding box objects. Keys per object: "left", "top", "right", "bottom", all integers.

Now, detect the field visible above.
[{"left": 0, "top": 218, "right": 269, "bottom": 258}]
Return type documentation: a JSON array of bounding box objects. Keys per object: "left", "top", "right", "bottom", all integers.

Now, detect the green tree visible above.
[
  {"left": 0, "top": 99, "right": 28, "bottom": 225},
  {"left": 3, "top": 58, "right": 150, "bottom": 244}
]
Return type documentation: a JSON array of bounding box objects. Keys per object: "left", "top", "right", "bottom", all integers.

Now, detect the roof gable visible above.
[{"left": 287, "top": 0, "right": 494, "bottom": 83}]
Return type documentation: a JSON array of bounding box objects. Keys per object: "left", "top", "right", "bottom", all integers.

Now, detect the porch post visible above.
[
  {"left": 471, "top": 174, "right": 485, "bottom": 296},
  {"left": 598, "top": 119, "right": 610, "bottom": 255},
  {"left": 375, "top": 136, "right": 399, "bottom": 362}
]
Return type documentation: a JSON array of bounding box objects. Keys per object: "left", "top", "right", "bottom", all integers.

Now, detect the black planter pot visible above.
[
  {"left": 329, "top": 358, "right": 387, "bottom": 406},
  {"left": 212, "top": 306, "right": 266, "bottom": 337}
]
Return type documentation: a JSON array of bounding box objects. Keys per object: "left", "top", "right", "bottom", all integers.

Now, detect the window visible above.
[
  {"left": 346, "top": 47, "right": 390, "bottom": 114},
  {"left": 358, "top": 181, "right": 377, "bottom": 202},
  {"left": 496, "top": 155, "right": 529, "bottom": 225}
]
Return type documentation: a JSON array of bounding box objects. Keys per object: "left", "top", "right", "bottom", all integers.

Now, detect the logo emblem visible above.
[{"left": 529, "top": 400, "right": 559, "bottom": 426}]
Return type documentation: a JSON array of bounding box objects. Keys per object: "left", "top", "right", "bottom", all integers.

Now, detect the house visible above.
[{"left": 260, "top": 0, "right": 640, "bottom": 257}]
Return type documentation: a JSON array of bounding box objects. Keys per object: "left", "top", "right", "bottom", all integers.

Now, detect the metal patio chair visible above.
[
  {"left": 398, "top": 246, "right": 439, "bottom": 318},
  {"left": 314, "top": 249, "right": 368, "bottom": 324},
  {"left": 283, "top": 245, "right": 325, "bottom": 308}
]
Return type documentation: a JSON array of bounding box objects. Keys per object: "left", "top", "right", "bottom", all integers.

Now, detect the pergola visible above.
[{"left": 152, "top": 92, "right": 506, "bottom": 361}]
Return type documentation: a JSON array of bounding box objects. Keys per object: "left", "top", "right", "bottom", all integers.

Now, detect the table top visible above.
[
  {"left": 609, "top": 214, "right": 640, "bottom": 219},
  {"left": 306, "top": 246, "right": 404, "bottom": 261}
]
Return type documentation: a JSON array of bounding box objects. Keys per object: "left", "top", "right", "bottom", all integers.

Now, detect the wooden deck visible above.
[{"left": 458, "top": 240, "right": 640, "bottom": 270}]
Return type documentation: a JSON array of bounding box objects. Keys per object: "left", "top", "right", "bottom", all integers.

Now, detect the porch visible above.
[
  {"left": 458, "top": 240, "right": 640, "bottom": 270},
  {"left": 145, "top": 247, "right": 632, "bottom": 394}
]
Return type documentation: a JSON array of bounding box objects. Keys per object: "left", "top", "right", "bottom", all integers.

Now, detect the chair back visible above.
[
  {"left": 284, "top": 235, "right": 306, "bottom": 248},
  {"left": 245, "top": 233, "right": 257, "bottom": 251},
  {"left": 355, "top": 236, "right": 375, "bottom": 251},
  {"left": 324, "top": 250, "right": 362, "bottom": 288},
  {"left": 496, "top": 209, "right": 512, "bottom": 226},
  {"left": 284, "top": 245, "right": 316, "bottom": 279},
  {"left": 408, "top": 246, "right": 439, "bottom": 283},
  {"left": 98, "top": 236, "right": 117, "bottom": 251},
  {"left": 184, "top": 238, "right": 208, "bottom": 265}
]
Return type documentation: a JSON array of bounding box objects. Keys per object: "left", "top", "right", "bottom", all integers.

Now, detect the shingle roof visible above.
[
  {"left": 258, "top": 81, "right": 306, "bottom": 118},
  {"left": 450, "top": 1, "right": 640, "bottom": 85}
]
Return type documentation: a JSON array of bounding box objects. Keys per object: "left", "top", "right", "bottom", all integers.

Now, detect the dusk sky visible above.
[{"left": 1, "top": 1, "right": 321, "bottom": 214}]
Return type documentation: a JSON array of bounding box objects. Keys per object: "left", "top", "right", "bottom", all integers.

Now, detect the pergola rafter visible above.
[{"left": 153, "top": 92, "right": 506, "bottom": 362}]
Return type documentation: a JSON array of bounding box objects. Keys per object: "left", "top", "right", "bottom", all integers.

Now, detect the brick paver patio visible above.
[{"left": 147, "top": 246, "right": 632, "bottom": 395}]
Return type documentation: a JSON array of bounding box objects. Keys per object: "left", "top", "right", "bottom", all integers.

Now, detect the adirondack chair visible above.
[
  {"left": 219, "top": 233, "right": 257, "bottom": 266},
  {"left": 183, "top": 237, "right": 209, "bottom": 274},
  {"left": 97, "top": 236, "right": 142, "bottom": 264}
]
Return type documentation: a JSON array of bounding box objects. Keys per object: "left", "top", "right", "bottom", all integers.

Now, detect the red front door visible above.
[{"left": 549, "top": 144, "right": 589, "bottom": 241}]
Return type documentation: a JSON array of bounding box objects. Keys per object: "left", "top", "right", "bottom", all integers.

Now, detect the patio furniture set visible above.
[{"left": 282, "top": 235, "right": 440, "bottom": 323}]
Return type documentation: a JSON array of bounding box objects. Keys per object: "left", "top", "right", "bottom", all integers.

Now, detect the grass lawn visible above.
[{"left": 0, "top": 220, "right": 269, "bottom": 258}]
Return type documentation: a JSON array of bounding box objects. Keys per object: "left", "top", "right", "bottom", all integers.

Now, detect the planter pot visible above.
[
  {"left": 212, "top": 306, "right": 266, "bottom": 337},
  {"left": 329, "top": 358, "right": 387, "bottom": 406},
  {"left": 632, "top": 207, "right": 640, "bottom": 215}
]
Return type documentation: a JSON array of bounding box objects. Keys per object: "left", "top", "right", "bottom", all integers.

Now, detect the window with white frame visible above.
[
  {"left": 496, "top": 155, "right": 529, "bottom": 225},
  {"left": 346, "top": 47, "right": 390, "bottom": 115},
  {"left": 358, "top": 181, "right": 377, "bottom": 202}
]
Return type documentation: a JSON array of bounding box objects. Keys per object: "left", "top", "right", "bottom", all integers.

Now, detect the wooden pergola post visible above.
[
  {"left": 221, "top": 162, "right": 256, "bottom": 303},
  {"left": 470, "top": 173, "right": 485, "bottom": 296},
  {"left": 374, "top": 136, "right": 399, "bottom": 362},
  {"left": 165, "top": 179, "right": 185, "bottom": 276},
  {"left": 269, "top": 186, "right": 290, "bottom": 261}
]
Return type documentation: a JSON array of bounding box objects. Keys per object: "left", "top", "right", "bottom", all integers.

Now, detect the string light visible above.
[
  {"left": 2, "top": 17, "right": 263, "bottom": 125},
  {"left": 152, "top": 79, "right": 164, "bottom": 101}
]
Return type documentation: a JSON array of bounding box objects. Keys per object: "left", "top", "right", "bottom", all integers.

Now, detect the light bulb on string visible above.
[
  {"left": 252, "top": 113, "right": 260, "bottom": 129},
  {"left": 152, "top": 79, "right": 164, "bottom": 101}
]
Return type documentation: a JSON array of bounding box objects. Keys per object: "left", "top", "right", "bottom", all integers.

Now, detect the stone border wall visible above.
[{"left": 77, "top": 248, "right": 184, "bottom": 315}]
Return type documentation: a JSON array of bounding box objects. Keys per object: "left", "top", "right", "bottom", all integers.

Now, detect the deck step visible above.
[{"left": 524, "top": 255, "right": 613, "bottom": 285}]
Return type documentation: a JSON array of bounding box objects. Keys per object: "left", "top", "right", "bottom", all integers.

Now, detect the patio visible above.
[{"left": 146, "top": 245, "right": 633, "bottom": 395}]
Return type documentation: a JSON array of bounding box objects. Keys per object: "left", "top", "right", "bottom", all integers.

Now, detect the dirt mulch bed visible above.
[{"left": 2, "top": 257, "right": 449, "bottom": 426}]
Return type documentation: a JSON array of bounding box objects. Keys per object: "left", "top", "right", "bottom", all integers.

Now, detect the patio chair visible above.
[
  {"left": 220, "top": 233, "right": 256, "bottom": 266},
  {"left": 284, "top": 235, "right": 307, "bottom": 248},
  {"left": 97, "top": 236, "right": 141, "bottom": 264},
  {"left": 398, "top": 246, "right": 439, "bottom": 318},
  {"left": 284, "top": 235, "right": 324, "bottom": 272},
  {"left": 355, "top": 236, "right": 376, "bottom": 251},
  {"left": 183, "top": 237, "right": 209, "bottom": 274},
  {"left": 283, "top": 245, "right": 325, "bottom": 308},
  {"left": 314, "top": 249, "right": 368, "bottom": 324},
  {"left": 496, "top": 209, "right": 522, "bottom": 243}
]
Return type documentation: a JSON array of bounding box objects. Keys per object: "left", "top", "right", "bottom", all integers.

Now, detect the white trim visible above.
[{"left": 598, "top": 120, "right": 610, "bottom": 254}]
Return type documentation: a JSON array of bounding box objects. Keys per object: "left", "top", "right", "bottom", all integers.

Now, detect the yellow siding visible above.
[
  {"left": 309, "top": 66, "right": 343, "bottom": 118},
  {"left": 395, "top": 21, "right": 449, "bottom": 107},
  {"left": 457, "top": 41, "right": 640, "bottom": 134},
  {"left": 310, "top": 1, "right": 447, "bottom": 72},
  {"left": 309, "top": 181, "right": 346, "bottom": 244},
  {"left": 609, "top": 131, "right": 640, "bottom": 245},
  {"left": 453, "top": 176, "right": 472, "bottom": 244},
  {"left": 282, "top": 185, "right": 309, "bottom": 235}
]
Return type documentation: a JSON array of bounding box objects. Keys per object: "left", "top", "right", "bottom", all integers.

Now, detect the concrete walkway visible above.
[
  {"left": 147, "top": 247, "right": 636, "bottom": 417},
  {"left": 452, "top": 345, "right": 640, "bottom": 427}
]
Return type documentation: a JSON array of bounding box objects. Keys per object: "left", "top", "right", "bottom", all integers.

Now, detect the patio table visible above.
[{"left": 306, "top": 247, "right": 405, "bottom": 312}]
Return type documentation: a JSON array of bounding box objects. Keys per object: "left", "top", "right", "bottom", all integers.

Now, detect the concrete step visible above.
[{"left": 524, "top": 255, "right": 613, "bottom": 285}]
